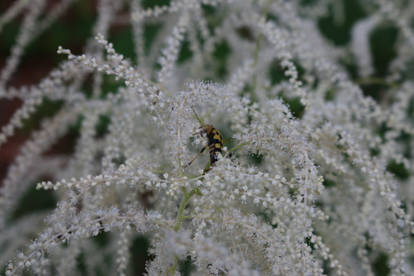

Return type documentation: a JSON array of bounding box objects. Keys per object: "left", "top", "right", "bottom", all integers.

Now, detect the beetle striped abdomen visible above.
[{"left": 205, "top": 126, "right": 223, "bottom": 164}]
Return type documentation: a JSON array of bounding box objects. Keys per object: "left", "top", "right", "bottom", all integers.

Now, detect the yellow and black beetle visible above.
[{"left": 185, "top": 108, "right": 224, "bottom": 170}]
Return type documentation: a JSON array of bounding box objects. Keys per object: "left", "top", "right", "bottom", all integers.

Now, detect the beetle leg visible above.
[{"left": 184, "top": 145, "right": 207, "bottom": 168}]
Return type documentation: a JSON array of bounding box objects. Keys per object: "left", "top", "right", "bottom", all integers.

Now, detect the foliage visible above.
[{"left": 1, "top": 0, "right": 414, "bottom": 275}]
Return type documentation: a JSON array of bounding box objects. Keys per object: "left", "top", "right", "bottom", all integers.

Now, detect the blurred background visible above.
[{"left": 0, "top": 0, "right": 406, "bottom": 275}]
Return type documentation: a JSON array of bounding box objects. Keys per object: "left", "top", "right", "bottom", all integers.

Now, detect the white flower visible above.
[{"left": 1, "top": 0, "right": 414, "bottom": 275}]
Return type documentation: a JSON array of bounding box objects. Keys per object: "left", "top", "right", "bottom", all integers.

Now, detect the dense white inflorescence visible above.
[{"left": 1, "top": 0, "right": 414, "bottom": 275}]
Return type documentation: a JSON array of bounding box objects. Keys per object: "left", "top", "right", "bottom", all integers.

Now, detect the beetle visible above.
[
  {"left": 186, "top": 124, "right": 223, "bottom": 168},
  {"left": 184, "top": 108, "right": 224, "bottom": 170}
]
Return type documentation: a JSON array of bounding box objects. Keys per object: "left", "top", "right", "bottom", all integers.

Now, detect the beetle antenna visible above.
[{"left": 191, "top": 106, "right": 205, "bottom": 127}]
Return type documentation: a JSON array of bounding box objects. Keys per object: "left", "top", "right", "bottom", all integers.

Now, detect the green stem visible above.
[
  {"left": 228, "top": 142, "right": 249, "bottom": 154},
  {"left": 167, "top": 263, "right": 177, "bottom": 276},
  {"left": 251, "top": 0, "right": 272, "bottom": 92},
  {"left": 173, "top": 188, "right": 200, "bottom": 232},
  {"left": 177, "top": 157, "right": 184, "bottom": 177}
]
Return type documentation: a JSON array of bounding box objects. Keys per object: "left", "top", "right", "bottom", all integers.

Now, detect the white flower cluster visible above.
[{"left": 1, "top": 0, "right": 414, "bottom": 275}]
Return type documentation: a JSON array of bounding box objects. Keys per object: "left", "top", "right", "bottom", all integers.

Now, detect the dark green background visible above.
[{"left": 0, "top": 0, "right": 411, "bottom": 275}]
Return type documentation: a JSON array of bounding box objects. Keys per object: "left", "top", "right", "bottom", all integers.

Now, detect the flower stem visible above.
[
  {"left": 173, "top": 187, "right": 200, "bottom": 232},
  {"left": 167, "top": 263, "right": 177, "bottom": 276},
  {"left": 168, "top": 188, "right": 201, "bottom": 275}
]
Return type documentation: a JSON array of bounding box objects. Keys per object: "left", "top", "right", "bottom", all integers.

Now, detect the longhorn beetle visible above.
[{"left": 184, "top": 107, "right": 224, "bottom": 171}]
